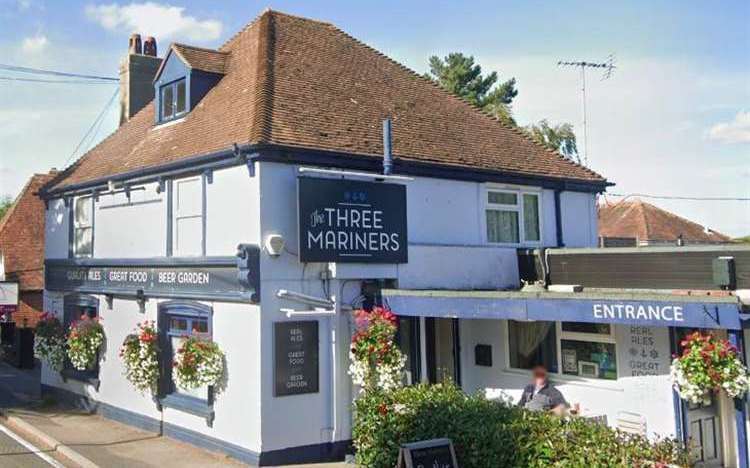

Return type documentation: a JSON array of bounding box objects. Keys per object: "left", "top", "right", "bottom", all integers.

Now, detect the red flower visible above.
[{"left": 378, "top": 403, "right": 388, "bottom": 416}]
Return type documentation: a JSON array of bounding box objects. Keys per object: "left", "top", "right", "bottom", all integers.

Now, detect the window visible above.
[
  {"left": 508, "top": 320, "right": 558, "bottom": 373},
  {"left": 73, "top": 196, "right": 93, "bottom": 257},
  {"left": 159, "top": 302, "right": 213, "bottom": 412},
  {"left": 172, "top": 176, "right": 204, "bottom": 256},
  {"left": 62, "top": 295, "right": 99, "bottom": 382},
  {"left": 508, "top": 321, "right": 617, "bottom": 381},
  {"left": 485, "top": 188, "right": 540, "bottom": 245},
  {"left": 396, "top": 317, "right": 421, "bottom": 385},
  {"left": 160, "top": 79, "right": 187, "bottom": 121}
]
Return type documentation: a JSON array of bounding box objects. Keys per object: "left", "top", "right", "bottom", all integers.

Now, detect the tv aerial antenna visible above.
[{"left": 557, "top": 54, "right": 616, "bottom": 167}]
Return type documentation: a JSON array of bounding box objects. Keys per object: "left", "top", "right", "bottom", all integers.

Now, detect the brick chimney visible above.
[{"left": 119, "top": 33, "right": 162, "bottom": 125}]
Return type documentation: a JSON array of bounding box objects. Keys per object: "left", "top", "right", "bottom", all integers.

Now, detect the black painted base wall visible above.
[{"left": 41, "top": 384, "right": 351, "bottom": 466}]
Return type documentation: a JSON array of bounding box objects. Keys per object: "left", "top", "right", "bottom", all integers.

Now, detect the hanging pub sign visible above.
[
  {"left": 397, "top": 439, "right": 458, "bottom": 468},
  {"left": 0, "top": 282, "right": 19, "bottom": 318},
  {"left": 274, "top": 320, "right": 319, "bottom": 396},
  {"left": 297, "top": 177, "right": 408, "bottom": 263}
]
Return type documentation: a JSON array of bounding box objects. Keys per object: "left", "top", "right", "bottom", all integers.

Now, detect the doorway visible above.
[
  {"left": 425, "top": 318, "right": 460, "bottom": 385},
  {"left": 687, "top": 395, "right": 723, "bottom": 467}
]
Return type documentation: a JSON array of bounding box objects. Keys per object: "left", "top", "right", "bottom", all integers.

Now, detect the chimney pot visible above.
[
  {"left": 143, "top": 36, "right": 157, "bottom": 57},
  {"left": 128, "top": 33, "right": 142, "bottom": 55}
]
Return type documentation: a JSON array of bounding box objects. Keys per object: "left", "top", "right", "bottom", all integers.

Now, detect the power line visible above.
[
  {"left": 608, "top": 193, "right": 750, "bottom": 202},
  {"left": 64, "top": 88, "right": 120, "bottom": 167},
  {"left": 0, "top": 75, "right": 117, "bottom": 84},
  {"left": 0, "top": 63, "right": 118, "bottom": 82}
]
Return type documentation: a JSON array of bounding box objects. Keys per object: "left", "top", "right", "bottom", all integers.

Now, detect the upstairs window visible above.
[
  {"left": 485, "top": 188, "right": 540, "bottom": 245},
  {"left": 172, "top": 176, "right": 204, "bottom": 256},
  {"left": 160, "top": 79, "right": 187, "bottom": 121},
  {"left": 73, "top": 196, "right": 93, "bottom": 257}
]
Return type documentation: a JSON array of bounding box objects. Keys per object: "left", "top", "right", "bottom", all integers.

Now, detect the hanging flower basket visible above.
[
  {"left": 348, "top": 306, "right": 406, "bottom": 393},
  {"left": 173, "top": 337, "right": 225, "bottom": 390},
  {"left": 670, "top": 331, "right": 750, "bottom": 405},
  {"left": 67, "top": 317, "right": 105, "bottom": 371},
  {"left": 120, "top": 321, "right": 160, "bottom": 393},
  {"left": 34, "top": 313, "right": 67, "bottom": 372}
]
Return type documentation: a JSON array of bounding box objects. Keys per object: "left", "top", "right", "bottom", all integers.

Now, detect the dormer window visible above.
[
  {"left": 161, "top": 79, "right": 187, "bottom": 121},
  {"left": 153, "top": 43, "right": 228, "bottom": 125}
]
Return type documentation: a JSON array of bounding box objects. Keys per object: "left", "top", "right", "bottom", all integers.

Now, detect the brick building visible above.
[{"left": 0, "top": 171, "right": 57, "bottom": 327}]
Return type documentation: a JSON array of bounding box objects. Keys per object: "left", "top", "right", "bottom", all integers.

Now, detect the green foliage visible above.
[
  {"left": 353, "top": 383, "right": 689, "bottom": 468},
  {"left": 734, "top": 235, "right": 750, "bottom": 244},
  {"left": 426, "top": 52, "right": 517, "bottom": 125},
  {"left": 0, "top": 195, "right": 13, "bottom": 222},
  {"left": 526, "top": 119, "right": 580, "bottom": 163}
]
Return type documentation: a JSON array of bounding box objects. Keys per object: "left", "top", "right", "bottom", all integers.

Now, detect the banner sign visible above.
[
  {"left": 45, "top": 254, "right": 259, "bottom": 303},
  {"left": 298, "top": 177, "right": 408, "bottom": 263},
  {"left": 384, "top": 291, "right": 743, "bottom": 330},
  {"left": 274, "top": 320, "right": 319, "bottom": 397}
]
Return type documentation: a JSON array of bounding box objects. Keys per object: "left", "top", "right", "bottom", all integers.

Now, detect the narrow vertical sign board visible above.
[
  {"left": 274, "top": 321, "right": 319, "bottom": 396},
  {"left": 398, "top": 439, "right": 458, "bottom": 468}
]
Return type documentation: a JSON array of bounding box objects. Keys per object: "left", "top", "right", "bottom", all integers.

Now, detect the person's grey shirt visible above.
[{"left": 518, "top": 381, "right": 567, "bottom": 411}]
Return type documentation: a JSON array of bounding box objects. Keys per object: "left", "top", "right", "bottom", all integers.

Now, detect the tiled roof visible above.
[
  {"left": 598, "top": 199, "right": 732, "bottom": 244},
  {"left": 47, "top": 10, "right": 607, "bottom": 192},
  {"left": 0, "top": 172, "right": 56, "bottom": 291},
  {"left": 171, "top": 43, "right": 229, "bottom": 75}
]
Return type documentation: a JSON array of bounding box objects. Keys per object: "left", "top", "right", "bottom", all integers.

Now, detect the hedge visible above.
[{"left": 353, "top": 383, "right": 690, "bottom": 468}]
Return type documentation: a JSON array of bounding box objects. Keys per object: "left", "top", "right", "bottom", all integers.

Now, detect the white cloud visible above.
[
  {"left": 20, "top": 34, "right": 48, "bottom": 53},
  {"left": 85, "top": 2, "right": 222, "bottom": 43},
  {"left": 707, "top": 111, "right": 750, "bottom": 144}
]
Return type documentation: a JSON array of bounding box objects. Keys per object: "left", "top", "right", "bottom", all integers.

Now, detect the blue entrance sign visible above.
[{"left": 383, "top": 291, "right": 742, "bottom": 330}]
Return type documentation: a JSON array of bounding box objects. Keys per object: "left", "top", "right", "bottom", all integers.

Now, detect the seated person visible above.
[{"left": 517, "top": 365, "right": 568, "bottom": 413}]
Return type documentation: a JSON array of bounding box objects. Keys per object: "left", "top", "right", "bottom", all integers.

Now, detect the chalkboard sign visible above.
[
  {"left": 398, "top": 438, "right": 458, "bottom": 468},
  {"left": 297, "top": 177, "right": 408, "bottom": 263},
  {"left": 274, "top": 321, "right": 319, "bottom": 396}
]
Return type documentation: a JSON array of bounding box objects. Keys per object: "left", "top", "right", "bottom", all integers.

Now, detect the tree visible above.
[
  {"left": 426, "top": 52, "right": 517, "bottom": 125},
  {"left": 426, "top": 52, "right": 582, "bottom": 164},
  {"left": 0, "top": 195, "right": 12, "bottom": 222},
  {"left": 525, "top": 120, "right": 580, "bottom": 163}
]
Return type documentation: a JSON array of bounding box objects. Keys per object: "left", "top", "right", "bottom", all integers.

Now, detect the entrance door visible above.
[
  {"left": 425, "top": 318, "right": 460, "bottom": 385},
  {"left": 687, "top": 395, "right": 723, "bottom": 467}
]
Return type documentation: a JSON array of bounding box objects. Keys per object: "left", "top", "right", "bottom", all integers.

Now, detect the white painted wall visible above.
[
  {"left": 459, "top": 319, "right": 677, "bottom": 439},
  {"left": 45, "top": 198, "right": 69, "bottom": 259},
  {"left": 95, "top": 182, "right": 166, "bottom": 257},
  {"left": 560, "top": 191, "right": 598, "bottom": 248}
]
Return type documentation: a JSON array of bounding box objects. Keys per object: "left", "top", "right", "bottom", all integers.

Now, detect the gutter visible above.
[{"left": 40, "top": 143, "right": 612, "bottom": 199}]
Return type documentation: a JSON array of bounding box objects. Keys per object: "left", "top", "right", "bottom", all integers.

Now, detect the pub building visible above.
[{"left": 36, "top": 9, "right": 749, "bottom": 467}]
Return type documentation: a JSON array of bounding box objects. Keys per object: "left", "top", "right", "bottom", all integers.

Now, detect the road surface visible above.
[{"left": 0, "top": 423, "right": 65, "bottom": 468}]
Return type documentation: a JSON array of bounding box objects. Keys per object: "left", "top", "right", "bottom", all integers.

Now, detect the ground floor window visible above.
[
  {"left": 396, "top": 316, "right": 421, "bottom": 385},
  {"left": 508, "top": 320, "right": 617, "bottom": 380},
  {"left": 158, "top": 301, "right": 213, "bottom": 404}
]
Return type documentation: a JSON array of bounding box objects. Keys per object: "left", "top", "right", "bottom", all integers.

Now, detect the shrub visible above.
[{"left": 353, "top": 383, "right": 689, "bottom": 468}]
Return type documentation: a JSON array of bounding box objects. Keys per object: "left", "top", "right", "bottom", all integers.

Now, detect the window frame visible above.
[
  {"left": 505, "top": 320, "right": 619, "bottom": 383},
  {"left": 171, "top": 175, "right": 206, "bottom": 257},
  {"left": 158, "top": 300, "right": 215, "bottom": 424},
  {"left": 159, "top": 78, "right": 187, "bottom": 122},
  {"left": 482, "top": 185, "right": 542, "bottom": 247},
  {"left": 72, "top": 196, "right": 94, "bottom": 258}
]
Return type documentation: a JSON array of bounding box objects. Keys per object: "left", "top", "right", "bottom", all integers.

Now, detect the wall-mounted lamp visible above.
[
  {"left": 264, "top": 234, "right": 285, "bottom": 257},
  {"left": 135, "top": 289, "right": 146, "bottom": 313}
]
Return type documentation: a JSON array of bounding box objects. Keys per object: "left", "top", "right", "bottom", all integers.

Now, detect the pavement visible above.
[{"left": 0, "top": 361, "right": 349, "bottom": 467}]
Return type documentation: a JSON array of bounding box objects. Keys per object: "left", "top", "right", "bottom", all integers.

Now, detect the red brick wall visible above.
[{"left": 14, "top": 291, "right": 42, "bottom": 328}]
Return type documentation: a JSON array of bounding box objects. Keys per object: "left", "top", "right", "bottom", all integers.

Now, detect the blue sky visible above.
[{"left": 1, "top": 0, "right": 748, "bottom": 235}]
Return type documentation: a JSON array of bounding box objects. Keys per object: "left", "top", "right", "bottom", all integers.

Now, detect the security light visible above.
[{"left": 265, "top": 234, "right": 285, "bottom": 257}]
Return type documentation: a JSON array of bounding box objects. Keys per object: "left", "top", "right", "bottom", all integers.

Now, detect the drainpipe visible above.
[
  {"left": 728, "top": 329, "right": 749, "bottom": 468},
  {"left": 554, "top": 189, "right": 564, "bottom": 247},
  {"left": 383, "top": 119, "right": 393, "bottom": 176}
]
